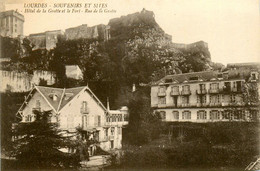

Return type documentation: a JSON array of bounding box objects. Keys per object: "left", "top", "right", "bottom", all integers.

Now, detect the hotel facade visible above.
[{"left": 151, "top": 64, "right": 260, "bottom": 122}]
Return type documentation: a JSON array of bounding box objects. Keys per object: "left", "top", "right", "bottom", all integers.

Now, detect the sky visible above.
[{"left": 3, "top": 0, "right": 260, "bottom": 65}]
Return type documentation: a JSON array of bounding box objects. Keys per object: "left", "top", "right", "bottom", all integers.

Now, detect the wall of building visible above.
[
  {"left": 65, "top": 24, "right": 107, "bottom": 40},
  {"left": 0, "top": 10, "right": 24, "bottom": 38},
  {"left": 154, "top": 108, "right": 254, "bottom": 122},
  {"left": 151, "top": 79, "right": 245, "bottom": 108},
  {"left": 0, "top": 70, "right": 56, "bottom": 92},
  {"left": 28, "top": 30, "right": 63, "bottom": 50},
  {"left": 21, "top": 91, "right": 54, "bottom": 122}
]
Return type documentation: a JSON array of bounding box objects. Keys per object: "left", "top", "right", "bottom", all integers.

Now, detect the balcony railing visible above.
[
  {"left": 208, "top": 89, "right": 220, "bottom": 94},
  {"left": 209, "top": 103, "right": 221, "bottom": 107},
  {"left": 182, "top": 103, "right": 190, "bottom": 107},
  {"left": 196, "top": 89, "right": 207, "bottom": 95},
  {"left": 170, "top": 91, "right": 180, "bottom": 96},
  {"left": 196, "top": 103, "right": 207, "bottom": 107},
  {"left": 181, "top": 90, "right": 191, "bottom": 95},
  {"left": 157, "top": 92, "right": 166, "bottom": 96},
  {"left": 80, "top": 108, "right": 89, "bottom": 114}
]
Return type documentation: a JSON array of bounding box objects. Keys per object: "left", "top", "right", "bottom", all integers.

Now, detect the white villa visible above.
[{"left": 15, "top": 85, "right": 128, "bottom": 154}]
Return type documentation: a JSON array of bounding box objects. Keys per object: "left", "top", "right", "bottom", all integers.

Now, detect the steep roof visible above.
[
  {"left": 35, "top": 86, "right": 65, "bottom": 112},
  {"left": 154, "top": 70, "right": 219, "bottom": 85},
  {"left": 153, "top": 68, "right": 257, "bottom": 85},
  {"left": 58, "top": 86, "right": 86, "bottom": 110},
  {"left": 30, "top": 86, "right": 106, "bottom": 113},
  {"left": 16, "top": 85, "right": 108, "bottom": 118}
]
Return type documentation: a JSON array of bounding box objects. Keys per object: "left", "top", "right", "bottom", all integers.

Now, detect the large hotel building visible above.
[{"left": 151, "top": 63, "right": 260, "bottom": 122}]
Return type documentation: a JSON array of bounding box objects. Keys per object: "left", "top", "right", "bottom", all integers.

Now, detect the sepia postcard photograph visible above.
[{"left": 0, "top": 0, "right": 260, "bottom": 170}]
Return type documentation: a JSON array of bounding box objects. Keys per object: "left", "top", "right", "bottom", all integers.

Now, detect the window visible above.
[
  {"left": 210, "top": 95, "right": 220, "bottom": 103},
  {"left": 98, "top": 115, "right": 101, "bottom": 126},
  {"left": 81, "top": 101, "right": 89, "bottom": 113},
  {"left": 159, "top": 97, "right": 166, "bottom": 104},
  {"left": 199, "top": 84, "right": 206, "bottom": 90},
  {"left": 105, "top": 129, "right": 108, "bottom": 136},
  {"left": 159, "top": 111, "right": 166, "bottom": 120},
  {"left": 230, "top": 95, "right": 236, "bottom": 103},
  {"left": 172, "top": 86, "right": 179, "bottom": 92},
  {"left": 182, "top": 85, "right": 190, "bottom": 92},
  {"left": 182, "top": 96, "right": 189, "bottom": 104},
  {"left": 224, "top": 82, "right": 231, "bottom": 91},
  {"left": 210, "top": 110, "right": 220, "bottom": 120},
  {"left": 210, "top": 83, "right": 219, "bottom": 90},
  {"left": 159, "top": 87, "right": 166, "bottom": 93},
  {"left": 118, "top": 114, "right": 122, "bottom": 122},
  {"left": 182, "top": 111, "right": 191, "bottom": 119},
  {"left": 82, "top": 115, "right": 87, "bottom": 128},
  {"left": 197, "top": 110, "right": 207, "bottom": 119},
  {"left": 111, "top": 127, "right": 115, "bottom": 135},
  {"left": 251, "top": 73, "right": 257, "bottom": 80},
  {"left": 173, "top": 111, "right": 179, "bottom": 120}
]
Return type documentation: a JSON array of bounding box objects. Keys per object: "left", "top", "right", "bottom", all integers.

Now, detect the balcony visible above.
[
  {"left": 181, "top": 90, "right": 191, "bottom": 95},
  {"left": 182, "top": 103, "right": 190, "bottom": 107},
  {"left": 209, "top": 103, "right": 221, "bottom": 107},
  {"left": 80, "top": 108, "right": 89, "bottom": 114},
  {"left": 221, "top": 102, "right": 230, "bottom": 106},
  {"left": 196, "top": 89, "right": 207, "bottom": 95},
  {"left": 208, "top": 89, "right": 220, "bottom": 94},
  {"left": 196, "top": 103, "right": 207, "bottom": 107},
  {"left": 170, "top": 91, "right": 180, "bottom": 96},
  {"left": 157, "top": 92, "right": 166, "bottom": 96}
]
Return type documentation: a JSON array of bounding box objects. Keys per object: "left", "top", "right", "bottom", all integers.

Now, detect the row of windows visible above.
[
  {"left": 159, "top": 81, "right": 244, "bottom": 93},
  {"left": 106, "top": 114, "right": 125, "bottom": 122},
  {"left": 159, "top": 110, "right": 259, "bottom": 120},
  {"left": 158, "top": 94, "right": 243, "bottom": 105}
]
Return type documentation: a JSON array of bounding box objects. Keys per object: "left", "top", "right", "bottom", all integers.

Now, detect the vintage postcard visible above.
[{"left": 0, "top": 0, "right": 259, "bottom": 170}]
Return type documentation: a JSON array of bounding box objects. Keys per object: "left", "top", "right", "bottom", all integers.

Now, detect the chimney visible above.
[
  {"left": 107, "top": 97, "right": 110, "bottom": 111},
  {"left": 132, "top": 84, "right": 136, "bottom": 92}
]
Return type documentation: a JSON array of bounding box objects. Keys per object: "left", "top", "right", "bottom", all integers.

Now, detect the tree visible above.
[
  {"left": 125, "top": 88, "right": 163, "bottom": 145},
  {"left": 12, "top": 110, "right": 81, "bottom": 169}
]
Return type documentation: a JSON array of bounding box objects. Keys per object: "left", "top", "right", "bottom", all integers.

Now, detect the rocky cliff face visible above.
[{"left": 106, "top": 9, "right": 212, "bottom": 81}]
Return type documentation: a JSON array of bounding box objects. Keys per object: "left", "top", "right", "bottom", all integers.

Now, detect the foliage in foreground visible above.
[
  {"left": 119, "top": 122, "right": 260, "bottom": 169},
  {"left": 12, "top": 110, "right": 82, "bottom": 169}
]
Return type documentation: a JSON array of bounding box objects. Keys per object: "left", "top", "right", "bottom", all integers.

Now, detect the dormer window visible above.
[
  {"left": 49, "top": 93, "right": 58, "bottom": 101},
  {"left": 189, "top": 76, "right": 199, "bottom": 81},
  {"left": 251, "top": 72, "right": 258, "bottom": 80},
  {"left": 165, "top": 78, "right": 173, "bottom": 83},
  {"left": 217, "top": 73, "right": 223, "bottom": 79},
  {"left": 223, "top": 72, "right": 229, "bottom": 79}
]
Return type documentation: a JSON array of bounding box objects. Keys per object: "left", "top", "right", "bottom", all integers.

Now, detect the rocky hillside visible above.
[{"left": 1, "top": 9, "right": 214, "bottom": 108}]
